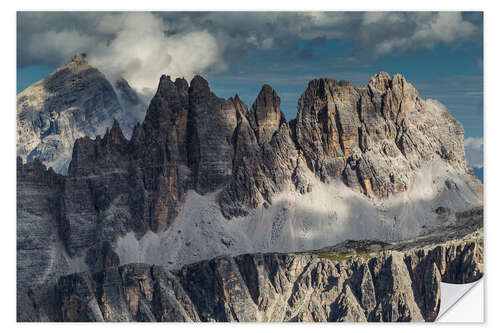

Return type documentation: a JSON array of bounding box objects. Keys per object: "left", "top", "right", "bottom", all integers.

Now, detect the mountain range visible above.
[{"left": 16, "top": 55, "right": 483, "bottom": 322}]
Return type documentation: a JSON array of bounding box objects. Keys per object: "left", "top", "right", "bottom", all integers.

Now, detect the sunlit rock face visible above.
[
  {"left": 17, "top": 53, "right": 145, "bottom": 174},
  {"left": 247, "top": 84, "right": 286, "bottom": 145},
  {"left": 17, "top": 71, "right": 483, "bottom": 317},
  {"left": 294, "top": 73, "right": 466, "bottom": 197}
]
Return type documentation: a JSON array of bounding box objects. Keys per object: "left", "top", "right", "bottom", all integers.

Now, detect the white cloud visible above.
[
  {"left": 24, "top": 30, "right": 98, "bottom": 66},
  {"left": 17, "top": 13, "right": 224, "bottom": 96},
  {"left": 363, "top": 12, "right": 405, "bottom": 25},
  {"left": 413, "top": 12, "right": 476, "bottom": 44},
  {"left": 464, "top": 137, "right": 483, "bottom": 149},
  {"left": 86, "top": 13, "right": 222, "bottom": 96},
  {"left": 17, "top": 12, "right": 482, "bottom": 94},
  {"left": 464, "top": 137, "right": 483, "bottom": 168},
  {"left": 261, "top": 38, "right": 274, "bottom": 50},
  {"left": 364, "top": 12, "right": 478, "bottom": 56}
]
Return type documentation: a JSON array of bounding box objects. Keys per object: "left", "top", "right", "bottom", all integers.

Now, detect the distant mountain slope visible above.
[{"left": 16, "top": 53, "right": 145, "bottom": 174}]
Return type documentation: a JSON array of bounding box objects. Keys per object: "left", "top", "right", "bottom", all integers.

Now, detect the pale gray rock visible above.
[
  {"left": 293, "top": 73, "right": 467, "bottom": 198},
  {"left": 16, "top": 157, "right": 69, "bottom": 292},
  {"left": 20, "top": 218, "right": 483, "bottom": 322},
  {"left": 187, "top": 75, "right": 238, "bottom": 193},
  {"left": 247, "top": 84, "right": 286, "bottom": 145},
  {"left": 17, "top": 53, "right": 145, "bottom": 174},
  {"left": 330, "top": 284, "right": 367, "bottom": 322},
  {"left": 218, "top": 85, "right": 303, "bottom": 217}
]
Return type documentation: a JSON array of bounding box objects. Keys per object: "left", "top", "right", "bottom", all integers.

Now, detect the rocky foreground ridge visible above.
[
  {"left": 18, "top": 210, "right": 482, "bottom": 322},
  {"left": 17, "top": 54, "right": 146, "bottom": 174}
]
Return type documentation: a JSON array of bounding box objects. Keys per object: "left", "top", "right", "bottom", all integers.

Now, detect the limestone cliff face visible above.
[
  {"left": 17, "top": 71, "right": 483, "bottom": 320},
  {"left": 294, "top": 73, "right": 466, "bottom": 197},
  {"left": 48, "top": 71, "right": 471, "bottom": 222},
  {"left": 59, "top": 74, "right": 239, "bottom": 242},
  {"left": 247, "top": 84, "right": 286, "bottom": 145},
  {"left": 16, "top": 157, "right": 66, "bottom": 292},
  {"left": 23, "top": 75, "right": 240, "bottom": 265},
  {"left": 19, "top": 218, "right": 482, "bottom": 322},
  {"left": 220, "top": 73, "right": 470, "bottom": 215},
  {"left": 17, "top": 54, "right": 144, "bottom": 174},
  {"left": 219, "top": 85, "right": 299, "bottom": 217}
]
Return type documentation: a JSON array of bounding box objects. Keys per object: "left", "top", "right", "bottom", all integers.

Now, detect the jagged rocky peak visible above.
[
  {"left": 368, "top": 72, "right": 417, "bottom": 98},
  {"left": 186, "top": 75, "right": 238, "bottom": 193},
  {"left": 67, "top": 119, "right": 130, "bottom": 180},
  {"left": 293, "top": 72, "right": 466, "bottom": 197},
  {"left": 67, "top": 52, "right": 88, "bottom": 66},
  {"left": 105, "top": 119, "right": 127, "bottom": 147},
  {"left": 218, "top": 83, "right": 300, "bottom": 217},
  {"left": 16, "top": 53, "right": 145, "bottom": 174},
  {"left": 230, "top": 94, "right": 248, "bottom": 115},
  {"left": 189, "top": 74, "right": 210, "bottom": 91},
  {"left": 247, "top": 84, "right": 286, "bottom": 144},
  {"left": 16, "top": 156, "right": 63, "bottom": 185},
  {"left": 136, "top": 73, "right": 238, "bottom": 193},
  {"left": 156, "top": 74, "right": 189, "bottom": 96},
  {"left": 174, "top": 76, "right": 189, "bottom": 91},
  {"left": 142, "top": 74, "right": 189, "bottom": 145},
  {"left": 295, "top": 76, "right": 360, "bottom": 168},
  {"left": 62, "top": 73, "right": 242, "bottom": 238},
  {"left": 368, "top": 71, "right": 391, "bottom": 91},
  {"left": 366, "top": 72, "right": 420, "bottom": 125}
]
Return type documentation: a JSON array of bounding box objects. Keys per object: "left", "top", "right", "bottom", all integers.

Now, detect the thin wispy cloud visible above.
[{"left": 464, "top": 137, "right": 484, "bottom": 168}]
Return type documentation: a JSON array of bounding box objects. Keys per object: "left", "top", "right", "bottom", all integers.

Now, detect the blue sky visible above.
[
  {"left": 17, "top": 12, "right": 483, "bottom": 168},
  {"left": 207, "top": 40, "right": 483, "bottom": 139}
]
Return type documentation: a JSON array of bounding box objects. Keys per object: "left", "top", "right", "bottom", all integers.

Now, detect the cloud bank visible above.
[
  {"left": 464, "top": 137, "right": 483, "bottom": 168},
  {"left": 17, "top": 12, "right": 482, "bottom": 95},
  {"left": 360, "top": 12, "right": 477, "bottom": 56},
  {"left": 87, "top": 13, "right": 222, "bottom": 95},
  {"left": 18, "top": 12, "right": 223, "bottom": 95}
]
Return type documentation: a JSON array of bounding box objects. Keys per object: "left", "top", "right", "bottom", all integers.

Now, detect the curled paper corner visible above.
[{"left": 437, "top": 278, "right": 484, "bottom": 322}]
